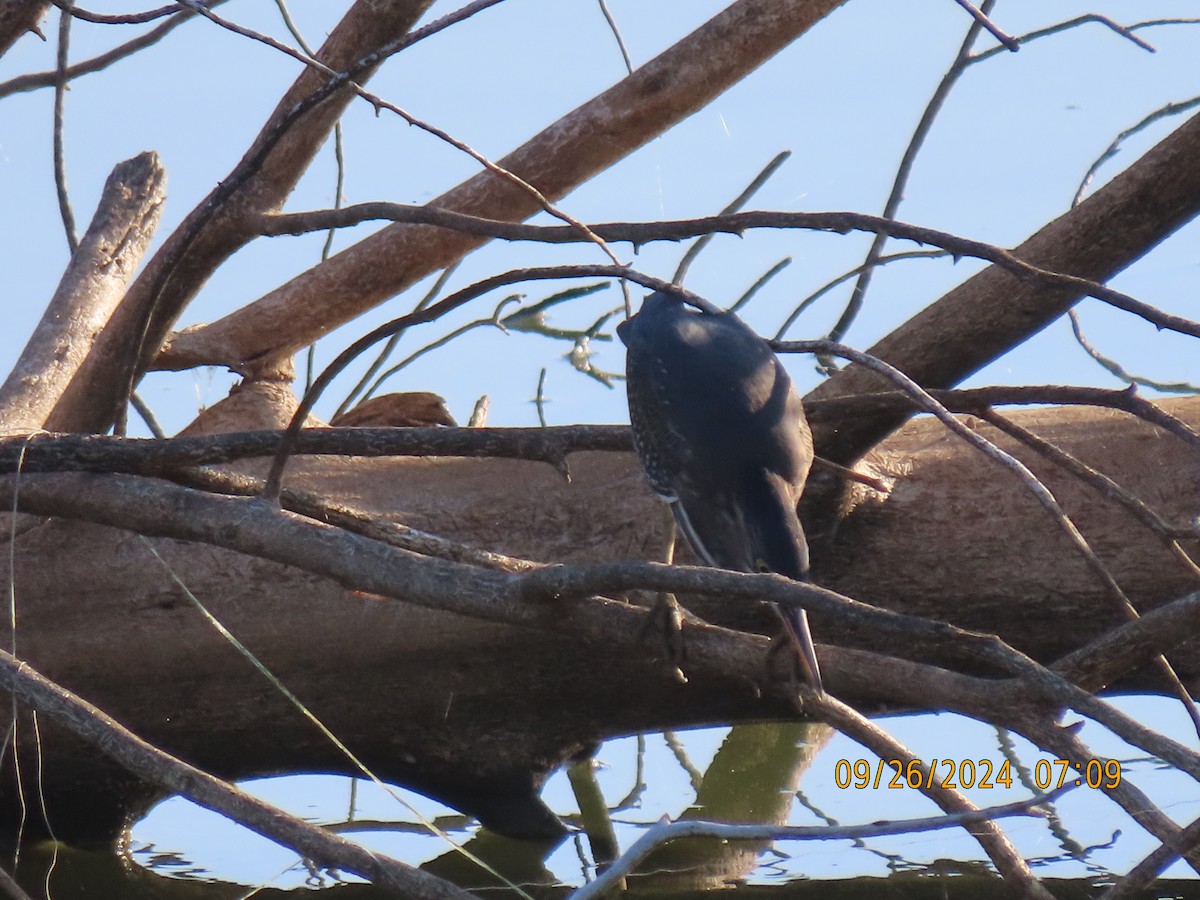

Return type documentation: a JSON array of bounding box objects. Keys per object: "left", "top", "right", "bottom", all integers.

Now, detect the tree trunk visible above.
[{"left": 1, "top": 381, "right": 1195, "bottom": 843}]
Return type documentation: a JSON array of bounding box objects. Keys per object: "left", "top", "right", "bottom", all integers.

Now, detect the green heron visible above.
[{"left": 617, "top": 290, "right": 822, "bottom": 692}]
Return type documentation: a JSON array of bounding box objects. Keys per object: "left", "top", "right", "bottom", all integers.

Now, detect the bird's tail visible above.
[{"left": 777, "top": 601, "right": 823, "bottom": 694}]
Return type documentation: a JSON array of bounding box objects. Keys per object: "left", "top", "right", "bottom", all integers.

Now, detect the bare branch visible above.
[
  {"left": 595, "top": 0, "right": 632, "bottom": 75},
  {"left": 951, "top": 0, "right": 1018, "bottom": 50},
  {"left": 93, "top": 0, "right": 439, "bottom": 431},
  {"left": 0, "top": 152, "right": 166, "bottom": 435},
  {"left": 0, "top": 424, "right": 628, "bottom": 475},
  {"left": 155, "top": 0, "right": 847, "bottom": 372},
  {"left": 805, "top": 108, "right": 1200, "bottom": 463},
  {"left": 51, "top": 1, "right": 77, "bottom": 252},
  {"left": 672, "top": 150, "right": 790, "bottom": 284},
  {"left": 0, "top": 0, "right": 49, "bottom": 58},
  {"left": 1105, "top": 811, "right": 1200, "bottom": 898},
  {"left": 1068, "top": 308, "right": 1200, "bottom": 393},
  {"left": 1074, "top": 95, "right": 1200, "bottom": 207},
  {"left": 0, "top": 1, "right": 227, "bottom": 98},
  {"left": 51, "top": 0, "right": 211, "bottom": 24},
  {"left": 261, "top": 265, "right": 698, "bottom": 497},
  {"left": 252, "top": 207, "right": 1200, "bottom": 341},
  {"left": 970, "top": 15, "right": 1197, "bottom": 65},
  {"left": 803, "top": 384, "right": 1200, "bottom": 449},
  {"left": 578, "top": 785, "right": 1069, "bottom": 900},
  {"left": 0, "top": 646, "right": 474, "bottom": 900},
  {"left": 978, "top": 407, "right": 1200, "bottom": 734},
  {"left": 829, "top": 0, "right": 994, "bottom": 347}
]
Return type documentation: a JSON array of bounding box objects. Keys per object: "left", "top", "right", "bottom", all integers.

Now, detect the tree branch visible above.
[
  {"left": 0, "top": 646, "right": 473, "bottom": 900},
  {"left": 154, "top": 0, "right": 847, "bottom": 372},
  {"left": 0, "top": 0, "right": 49, "bottom": 58},
  {"left": 804, "top": 108, "right": 1200, "bottom": 463},
  {"left": 0, "top": 152, "right": 166, "bottom": 435}
]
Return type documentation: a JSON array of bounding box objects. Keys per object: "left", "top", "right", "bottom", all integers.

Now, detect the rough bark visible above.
[
  {"left": 0, "top": 383, "right": 1196, "bottom": 844},
  {"left": 154, "top": 0, "right": 848, "bottom": 372},
  {"left": 66, "top": 0, "right": 434, "bottom": 430},
  {"left": 0, "top": 0, "right": 47, "bottom": 58},
  {"left": 0, "top": 152, "right": 166, "bottom": 435}
]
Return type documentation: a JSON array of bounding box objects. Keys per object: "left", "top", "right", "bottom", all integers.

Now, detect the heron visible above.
[{"left": 618, "top": 290, "right": 823, "bottom": 692}]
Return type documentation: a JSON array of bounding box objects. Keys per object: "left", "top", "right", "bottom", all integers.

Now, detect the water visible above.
[{"left": 109, "top": 696, "right": 1200, "bottom": 895}]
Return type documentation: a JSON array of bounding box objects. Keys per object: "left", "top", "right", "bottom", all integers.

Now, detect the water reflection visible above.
[{"left": 48, "top": 700, "right": 1197, "bottom": 895}]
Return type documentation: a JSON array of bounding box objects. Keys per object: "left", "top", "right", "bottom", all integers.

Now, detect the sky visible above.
[
  {"left": 2, "top": 1, "right": 1199, "bottom": 436},
  {"left": 4, "top": 0, "right": 1200, "bottom": 887}
]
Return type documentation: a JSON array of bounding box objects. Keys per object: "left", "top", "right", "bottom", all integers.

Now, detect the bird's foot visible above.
[
  {"left": 637, "top": 592, "right": 688, "bottom": 684},
  {"left": 764, "top": 629, "right": 823, "bottom": 698}
]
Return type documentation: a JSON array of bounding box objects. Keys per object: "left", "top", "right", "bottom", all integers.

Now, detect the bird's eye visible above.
[{"left": 755, "top": 559, "right": 771, "bottom": 573}]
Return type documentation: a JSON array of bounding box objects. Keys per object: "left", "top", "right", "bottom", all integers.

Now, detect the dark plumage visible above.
[{"left": 618, "top": 291, "right": 822, "bottom": 691}]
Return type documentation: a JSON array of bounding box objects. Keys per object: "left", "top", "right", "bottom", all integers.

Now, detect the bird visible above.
[{"left": 617, "top": 290, "right": 823, "bottom": 692}]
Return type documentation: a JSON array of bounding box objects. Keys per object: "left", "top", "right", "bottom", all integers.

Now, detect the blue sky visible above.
[
  {"left": 2, "top": 1, "right": 1198, "bottom": 434},
  {"left": 5, "top": 2, "right": 1200, "bottom": 886}
]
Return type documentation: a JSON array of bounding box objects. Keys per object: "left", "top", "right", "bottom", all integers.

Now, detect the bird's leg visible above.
[
  {"left": 765, "top": 612, "right": 823, "bottom": 698},
  {"left": 635, "top": 505, "right": 688, "bottom": 683}
]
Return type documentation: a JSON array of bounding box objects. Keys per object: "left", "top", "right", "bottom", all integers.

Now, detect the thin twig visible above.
[
  {"left": 128, "top": 393, "right": 165, "bottom": 439},
  {"left": 725, "top": 257, "right": 791, "bottom": 314},
  {"left": 335, "top": 264, "right": 459, "bottom": 418},
  {"left": 1074, "top": 96, "right": 1200, "bottom": 207},
  {"left": 573, "top": 786, "right": 1068, "bottom": 900},
  {"left": 1027, "top": 716, "right": 1200, "bottom": 880},
  {"left": 273, "top": 0, "right": 346, "bottom": 394},
  {"left": 825, "top": 1, "right": 993, "bottom": 351},
  {"left": 672, "top": 150, "right": 790, "bottom": 284},
  {"left": 595, "top": 0, "right": 632, "bottom": 75},
  {"left": 773, "top": 249, "right": 946, "bottom": 340},
  {"left": 0, "top": 2, "right": 229, "bottom": 100},
  {"left": 362, "top": 295, "right": 519, "bottom": 403},
  {"left": 178, "top": 0, "right": 627, "bottom": 282},
  {"left": 978, "top": 407, "right": 1200, "bottom": 735},
  {"left": 0, "top": 425, "right": 632, "bottom": 475},
  {"left": 52, "top": 0, "right": 209, "bottom": 25},
  {"left": 174, "top": 466, "right": 540, "bottom": 573},
  {"left": 979, "top": 408, "right": 1200, "bottom": 568},
  {"left": 1068, "top": 310, "right": 1200, "bottom": 394},
  {"left": 261, "top": 266, "right": 704, "bottom": 499},
  {"left": 52, "top": 2, "right": 78, "bottom": 253},
  {"left": 0, "top": 646, "right": 475, "bottom": 900},
  {"left": 970, "top": 15, "right": 1200, "bottom": 65},
  {"left": 775, "top": 340, "right": 1190, "bottom": 728},
  {"left": 802, "top": 384, "right": 1200, "bottom": 449},
  {"left": 257, "top": 208, "right": 1200, "bottom": 339},
  {"left": 951, "top": 0, "right": 1019, "bottom": 50},
  {"left": 533, "top": 367, "right": 550, "bottom": 428}
]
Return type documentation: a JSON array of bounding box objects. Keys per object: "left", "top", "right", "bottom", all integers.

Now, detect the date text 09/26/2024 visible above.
[{"left": 834, "top": 758, "right": 1123, "bottom": 791}]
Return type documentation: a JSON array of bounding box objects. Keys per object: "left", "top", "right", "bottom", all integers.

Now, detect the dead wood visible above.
[
  {"left": 154, "top": 0, "right": 848, "bottom": 372},
  {"left": 0, "top": 0, "right": 47, "bottom": 58},
  {"left": 0, "top": 379, "right": 1196, "bottom": 843},
  {"left": 806, "top": 109, "right": 1200, "bottom": 463},
  {"left": 67, "top": 0, "right": 434, "bottom": 423},
  {"left": 0, "top": 152, "right": 166, "bottom": 435}
]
